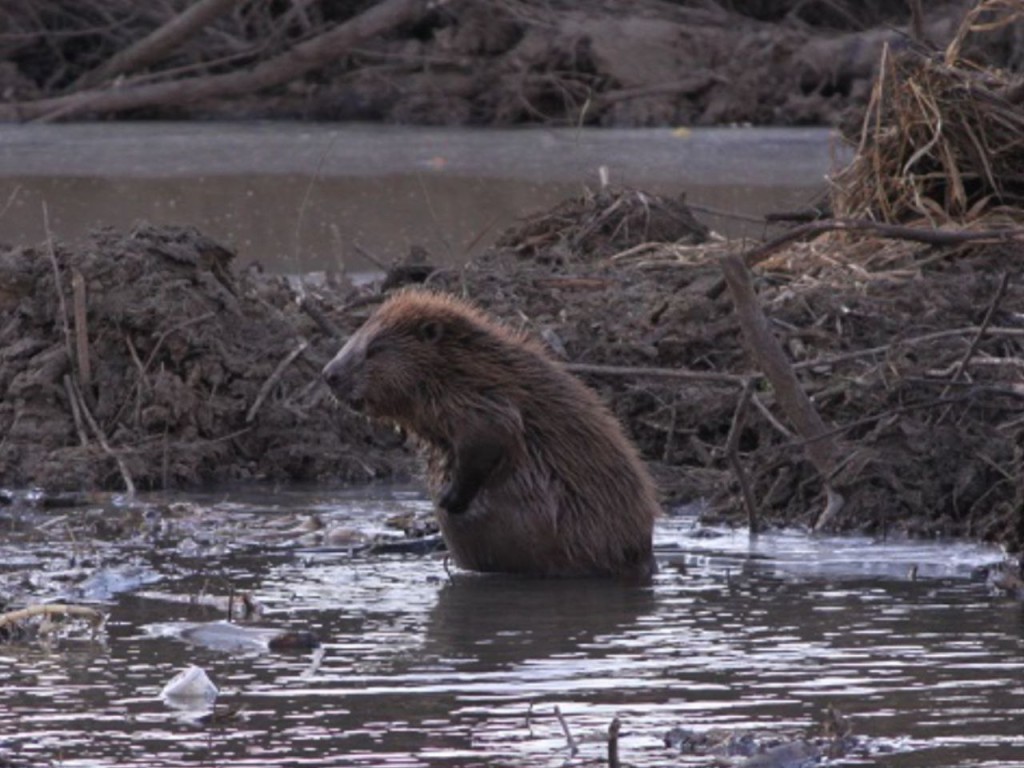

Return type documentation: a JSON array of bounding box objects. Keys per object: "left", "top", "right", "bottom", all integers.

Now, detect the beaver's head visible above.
[{"left": 322, "top": 292, "right": 490, "bottom": 429}]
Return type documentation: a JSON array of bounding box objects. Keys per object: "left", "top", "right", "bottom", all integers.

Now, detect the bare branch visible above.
[
  {"left": 2, "top": 0, "right": 432, "bottom": 122},
  {"left": 71, "top": 0, "right": 244, "bottom": 90},
  {"left": 719, "top": 253, "right": 838, "bottom": 478}
]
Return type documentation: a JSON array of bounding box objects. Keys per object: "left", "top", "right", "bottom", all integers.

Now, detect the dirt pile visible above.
[
  {"left": 433, "top": 189, "right": 1024, "bottom": 552},
  {"left": 0, "top": 224, "right": 413, "bottom": 492},
  {"left": 1, "top": 187, "right": 1021, "bottom": 553}
]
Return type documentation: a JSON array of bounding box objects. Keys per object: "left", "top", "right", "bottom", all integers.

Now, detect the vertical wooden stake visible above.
[
  {"left": 71, "top": 268, "right": 91, "bottom": 388},
  {"left": 719, "top": 253, "right": 843, "bottom": 528},
  {"left": 725, "top": 380, "right": 759, "bottom": 534},
  {"left": 608, "top": 717, "right": 621, "bottom": 768}
]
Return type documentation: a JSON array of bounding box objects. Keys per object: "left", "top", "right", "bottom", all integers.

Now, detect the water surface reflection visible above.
[
  {"left": 0, "top": 486, "right": 1020, "bottom": 767},
  {"left": 0, "top": 124, "right": 841, "bottom": 271}
]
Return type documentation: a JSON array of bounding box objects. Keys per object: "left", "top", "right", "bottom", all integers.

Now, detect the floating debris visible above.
[
  {"left": 154, "top": 620, "right": 322, "bottom": 655},
  {"left": 160, "top": 665, "right": 218, "bottom": 707},
  {"left": 0, "top": 603, "right": 105, "bottom": 643}
]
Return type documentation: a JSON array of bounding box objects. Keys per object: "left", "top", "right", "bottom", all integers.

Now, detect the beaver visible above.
[{"left": 322, "top": 291, "right": 660, "bottom": 579}]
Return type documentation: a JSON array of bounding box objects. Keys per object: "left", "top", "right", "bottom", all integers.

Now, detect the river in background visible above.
[
  {"left": 0, "top": 486, "right": 1021, "bottom": 768},
  {"left": 0, "top": 123, "right": 843, "bottom": 272}
]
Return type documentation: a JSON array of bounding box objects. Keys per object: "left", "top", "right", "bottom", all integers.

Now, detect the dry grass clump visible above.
[
  {"left": 494, "top": 187, "right": 710, "bottom": 263},
  {"left": 832, "top": 0, "right": 1024, "bottom": 224}
]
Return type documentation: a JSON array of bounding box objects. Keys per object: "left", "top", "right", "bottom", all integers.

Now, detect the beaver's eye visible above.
[
  {"left": 365, "top": 339, "right": 383, "bottom": 359},
  {"left": 417, "top": 321, "right": 444, "bottom": 344}
]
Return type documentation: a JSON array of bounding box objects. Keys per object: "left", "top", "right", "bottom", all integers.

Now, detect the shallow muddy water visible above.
[
  {"left": 0, "top": 123, "right": 842, "bottom": 271},
  {"left": 1, "top": 485, "right": 1021, "bottom": 767}
]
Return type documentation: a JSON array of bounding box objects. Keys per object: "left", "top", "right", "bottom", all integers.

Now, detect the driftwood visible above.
[
  {"left": 719, "top": 253, "right": 840, "bottom": 508},
  {"left": 0, "top": 603, "right": 104, "bottom": 631},
  {"left": 0, "top": 0, "right": 432, "bottom": 122},
  {"left": 607, "top": 717, "right": 622, "bottom": 768},
  {"left": 743, "top": 218, "right": 1024, "bottom": 269},
  {"left": 565, "top": 362, "right": 747, "bottom": 386},
  {"left": 725, "top": 381, "right": 759, "bottom": 533},
  {"left": 71, "top": 0, "right": 244, "bottom": 91},
  {"left": 554, "top": 706, "right": 579, "bottom": 758}
]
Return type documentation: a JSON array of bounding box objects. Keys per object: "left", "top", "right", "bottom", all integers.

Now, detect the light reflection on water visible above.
[{"left": 1, "top": 485, "right": 1022, "bottom": 767}]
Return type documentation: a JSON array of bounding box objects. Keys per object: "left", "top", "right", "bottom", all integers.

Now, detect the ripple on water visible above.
[{"left": 0, "top": 488, "right": 1021, "bottom": 767}]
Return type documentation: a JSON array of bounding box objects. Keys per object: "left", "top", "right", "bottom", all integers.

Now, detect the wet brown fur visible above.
[{"left": 323, "top": 291, "right": 660, "bottom": 578}]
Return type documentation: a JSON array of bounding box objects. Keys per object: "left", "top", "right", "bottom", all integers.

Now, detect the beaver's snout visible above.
[
  {"left": 322, "top": 357, "right": 350, "bottom": 389},
  {"left": 323, "top": 337, "right": 367, "bottom": 410}
]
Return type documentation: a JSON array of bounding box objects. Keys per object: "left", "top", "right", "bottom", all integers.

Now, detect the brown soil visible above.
[
  {"left": 445, "top": 190, "right": 1024, "bottom": 553},
  {"left": 0, "top": 224, "right": 416, "bottom": 491},
  {"left": 3, "top": 0, "right": 1017, "bottom": 127},
  {"left": 2, "top": 187, "right": 1021, "bottom": 555}
]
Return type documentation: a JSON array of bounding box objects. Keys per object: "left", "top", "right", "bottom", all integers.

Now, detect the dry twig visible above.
[
  {"left": 744, "top": 218, "right": 1024, "bottom": 269},
  {"left": 71, "top": 378, "right": 137, "bottom": 498},
  {"left": 247, "top": 339, "right": 310, "bottom": 423},
  {"left": 940, "top": 271, "right": 1010, "bottom": 398},
  {"left": 63, "top": 374, "right": 89, "bottom": 447},
  {"left": 72, "top": 0, "right": 244, "bottom": 90},
  {"left": 71, "top": 268, "right": 91, "bottom": 389},
  {"left": 1, "top": 0, "right": 433, "bottom": 121},
  {"left": 554, "top": 706, "right": 579, "bottom": 757},
  {"left": 0, "top": 603, "right": 104, "bottom": 631},
  {"left": 42, "top": 203, "right": 74, "bottom": 373},
  {"left": 111, "top": 311, "right": 217, "bottom": 427},
  {"left": 725, "top": 381, "right": 759, "bottom": 533},
  {"left": 566, "top": 362, "right": 748, "bottom": 386}
]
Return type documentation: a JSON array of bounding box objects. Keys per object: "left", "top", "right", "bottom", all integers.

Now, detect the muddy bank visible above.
[
  {"left": 2, "top": 0, "right": 1017, "bottom": 126},
  {"left": 0, "top": 225, "right": 415, "bottom": 491},
  {"left": 1, "top": 187, "right": 1021, "bottom": 553},
  {"left": 440, "top": 189, "right": 1024, "bottom": 552}
]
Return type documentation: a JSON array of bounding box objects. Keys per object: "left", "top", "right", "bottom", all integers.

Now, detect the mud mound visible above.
[
  {"left": 2, "top": 183, "right": 1021, "bottom": 555},
  {"left": 0, "top": 225, "right": 413, "bottom": 492},
  {"left": 427, "top": 187, "right": 1024, "bottom": 553},
  {"left": 494, "top": 187, "right": 709, "bottom": 263}
]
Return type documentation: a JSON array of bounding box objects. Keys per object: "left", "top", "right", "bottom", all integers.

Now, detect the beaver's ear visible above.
[{"left": 417, "top": 320, "right": 444, "bottom": 345}]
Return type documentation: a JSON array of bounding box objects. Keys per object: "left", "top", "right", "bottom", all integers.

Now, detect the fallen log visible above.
[
  {"left": 0, "top": 0, "right": 432, "bottom": 122},
  {"left": 70, "top": 0, "right": 244, "bottom": 91}
]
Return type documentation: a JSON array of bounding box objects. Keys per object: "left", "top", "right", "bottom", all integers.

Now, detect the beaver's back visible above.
[{"left": 407, "top": 298, "right": 659, "bottom": 578}]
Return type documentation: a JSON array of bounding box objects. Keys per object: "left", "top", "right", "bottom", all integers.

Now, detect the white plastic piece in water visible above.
[{"left": 160, "top": 665, "right": 218, "bottom": 705}]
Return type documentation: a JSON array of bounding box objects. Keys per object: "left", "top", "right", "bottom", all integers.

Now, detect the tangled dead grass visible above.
[
  {"left": 450, "top": 183, "right": 1024, "bottom": 553},
  {"left": 832, "top": 0, "right": 1024, "bottom": 224},
  {"left": 494, "top": 187, "right": 710, "bottom": 263}
]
